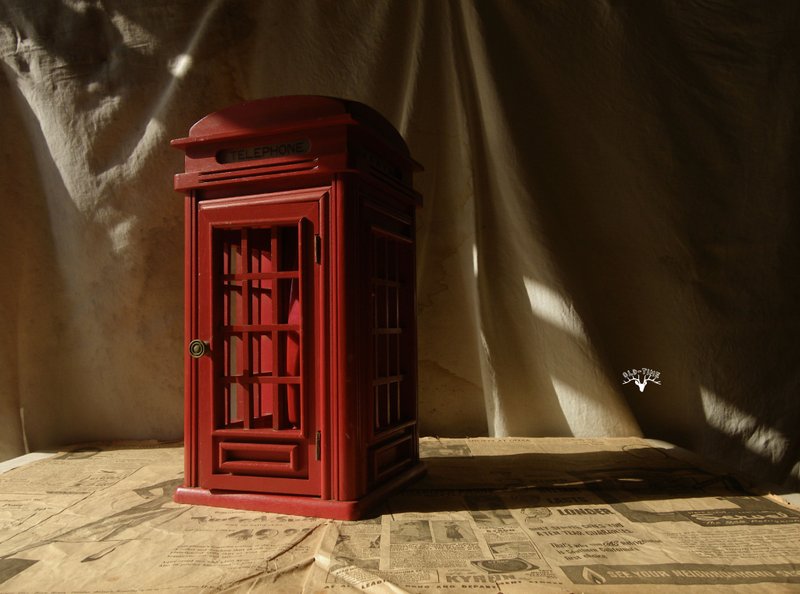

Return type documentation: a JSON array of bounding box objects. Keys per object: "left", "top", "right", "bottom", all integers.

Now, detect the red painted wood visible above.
[
  {"left": 174, "top": 461, "right": 426, "bottom": 521},
  {"left": 197, "top": 193, "right": 322, "bottom": 496},
  {"left": 184, "top": 196, "right": 197, "bottom": 487},
  {"left": 173, "top": 96, "right": 424, "bottom": 520}
]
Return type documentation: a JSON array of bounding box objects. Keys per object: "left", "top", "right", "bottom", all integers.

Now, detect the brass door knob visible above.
[{"left": 188, "top": 339, "right": 210, "bottom": 358}]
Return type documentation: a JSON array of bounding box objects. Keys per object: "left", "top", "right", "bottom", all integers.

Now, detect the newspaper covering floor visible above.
[{"left": 0, "top": 438, "right": 798, "bottom": 593}]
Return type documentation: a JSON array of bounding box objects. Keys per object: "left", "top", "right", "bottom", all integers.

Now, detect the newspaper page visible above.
[
  {"left": 1, "top": 438, "right": 799, "bottom": 593},
  {"left": 308, "top": 437, "right": 800, "bottom": 594},
  {"left": 0, "top": 442, "right": 323, "bottom": 593}
]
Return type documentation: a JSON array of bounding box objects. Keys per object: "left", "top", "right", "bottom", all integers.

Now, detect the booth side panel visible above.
[{"left": 357, "top": 178, "right": 421, "bottom": 490}]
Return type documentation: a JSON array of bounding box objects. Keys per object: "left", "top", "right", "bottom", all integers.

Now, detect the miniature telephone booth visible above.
[{"left": 171, "top": 96, "right": 424, "bottom": 520}]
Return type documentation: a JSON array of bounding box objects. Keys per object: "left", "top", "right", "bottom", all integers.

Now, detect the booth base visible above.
[{"left": 174, "top": 462, "right": 426, "bottom": 520}]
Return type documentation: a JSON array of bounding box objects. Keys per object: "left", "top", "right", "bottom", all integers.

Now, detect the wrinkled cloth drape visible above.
[{"left": 1, "top": 0, "right": 798, "bottom": 488}]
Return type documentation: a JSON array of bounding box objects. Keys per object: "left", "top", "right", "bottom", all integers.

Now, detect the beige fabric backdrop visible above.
[{"left": 1, "top": 1, "right": 798, "bottom": 489}]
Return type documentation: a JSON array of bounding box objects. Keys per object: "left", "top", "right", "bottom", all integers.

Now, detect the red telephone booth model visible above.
[{"left": 171, "top": 96, "right": 424, "bottom": 520}]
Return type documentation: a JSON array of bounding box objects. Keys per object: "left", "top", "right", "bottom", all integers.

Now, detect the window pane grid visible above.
[
  {"left": 218, "top": 225, "right": 304, "bottom": 431},
  {"left": 371, "top": 233, "right": 410, "bottom": 432}
]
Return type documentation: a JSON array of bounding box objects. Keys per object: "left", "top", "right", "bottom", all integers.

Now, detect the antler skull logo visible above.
[{"left": 622, "top": 368, "right": 661, "bottom": 392}]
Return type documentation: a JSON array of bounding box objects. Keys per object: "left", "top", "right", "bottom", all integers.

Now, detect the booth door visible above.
[{"left": 195, "top": 192, "right": 323, "bottom": 496}]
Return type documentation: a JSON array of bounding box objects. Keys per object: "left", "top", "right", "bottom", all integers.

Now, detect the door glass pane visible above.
[
  {"left": 278, "top": 330, "right": 301, "bottom": 377},
  {"left": 387, "top": 238, "right": 398, "bottom": 282},
  {"left": 278, "top": 279, "right": 300, "bottom": 324},
  {"left": 250, "top": 333, "right": 273, "bottom": 377},
  {"left": 374, "top": 234, "right": 387, "bottom": 279},
  {"left": 389, "top": 381, "right": 398, "bottom": 425},
  {"left": 388, "top": 334, "right": 399, "bottom": 376},
  {"left": 226, "top": 334, "right": 242, "bottom": 377},
  {"left": 387, "top": 286, "right": 398, "bottom": 328},
  {"left": 278, "top": 226, "right": 299, "bottom": 271},
  {"left": 225, "top": 235, "right": 241, "bottom": 274},
  {"left": 377, "top": 334, "right": 388, "bottom": 377},
  {"left": 376, "top": 285, "right": 387, "bottom": 329},
  {"left": 225, "top": 281, "right": 242, "bottom": 326},
  {"left": 215, "top": 222, "right": 308, "bottom": 431},
  {"left": 376, "top": 384, "right": 389, "bottom": 429},
  {"left": 250, "top": 281, "right": 271, "bottom": 326},
  {"left": 261, "top": 383, "right": 274, "bottom": 418},
  {"left": 250, "top": 383, "right": 274, "bottom": 428},
  {"left": 286, "top": 384, "right": 301, "bottom": 429},
  {"left": 249, "top": 228, "right": 273, "bottom": 274},
  {"left": 226, "top": 383, "right": 242, "bottom": 424}
]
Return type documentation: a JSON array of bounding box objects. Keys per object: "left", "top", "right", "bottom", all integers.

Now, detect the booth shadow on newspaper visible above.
[{"left": 378, "top": 439, "right": 800, "bottom": 529}]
